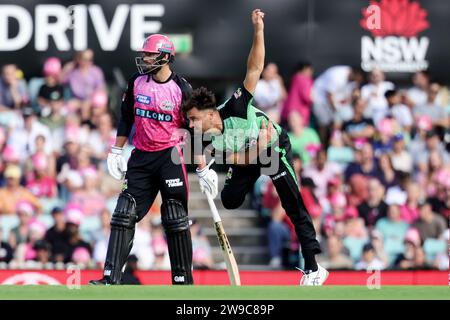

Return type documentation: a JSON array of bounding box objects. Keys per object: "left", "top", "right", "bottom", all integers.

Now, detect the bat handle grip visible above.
[{"left": 205, "top": 192, "right": 222, "bottom": 223}]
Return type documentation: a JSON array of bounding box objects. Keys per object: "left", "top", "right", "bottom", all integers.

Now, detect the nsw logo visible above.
[
  {"left": 360, "top": 0, "right": 430, "bottom": 73},
  {"left": 136, "top": 94, "right": 151, "bottom": 105}
]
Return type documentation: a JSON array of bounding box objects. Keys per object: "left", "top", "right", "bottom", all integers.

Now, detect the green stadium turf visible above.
[{"left": 0, "top": 286, "right": 448, "bottom": 300}]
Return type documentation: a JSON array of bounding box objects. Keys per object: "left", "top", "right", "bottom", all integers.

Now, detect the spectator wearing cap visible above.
[
  {"left": 0, "top": 165, "right": 42, "bottom": 215},
  {"left": 85, "top": 90, "right": 109, "bottom": 128},
  {"left": 412, "top": 202, "right": 447, "bottom": 243},
  {"left": 342, "top": 97, "right": 375, "bottom": 149},
  {"left": 281, "top": 61, "right": 312, "bottom": 126},
  {"left": 72, "top": 247, "right": 92, "bottom": 268},
  {"left": 390, "top": 134, "right": 413, "bottom": 173},
  {"left": 316, "top": 235, "right": 353, "bottom": 270},
  {"left": 375, "top": 204, "right": 409, "bottom": 264},
  {"left": 62, "top": 204, "right": 92, "bottom": 263},
  {"left": 361, "top": 68, "right": 394, "bottom": 125},
  {"left": 25, "top": 152, "right": 57, "bottom": 198},
  {"left": 354, "top": 243, "right": 386, "bottom": 270},
  {"left": 413, "top": 82, "right": 448, "bottom": 129},
  {"left": 8, "top": 201, "right": 34, "bottom": 250},
  {"left": 0, "top": 64, "right": 29, "bottom": 111},
  {"left": 357, "top": 178, "right": 388, "bottom": 229},
  {"left": 44, "top": 207, "right": 68, "bottom": 263},
  {"left": 37, "top": 57, "right": 64, "bottom": 114},
  {"left": 393, "top": 228, "right": 422, "bottom": 269},
  {"left": 373, "top": 118, "right": 400, "bottom": 158},
  {"left": 0, "top": 227, "right": 14, "bottom": 264},
  {"left": 7, "top": 106, "right": 53, "bottom": 159},
  {"left": 385, "top": 89, "right": 413, "bottom": 132},
  {"left": 287, "top": 110, "right": 321, "bottom": 166}
]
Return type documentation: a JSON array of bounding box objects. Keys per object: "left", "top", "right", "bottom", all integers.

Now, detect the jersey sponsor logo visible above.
[
  {"left": 233, "top": 87, "right": 242, "bottom": 99},
  {"left": 135, "top": 108, "right": 173, "bottom": 122},
  {"left": 136, "top": 94, "right": 151, "bottom": 105},
  {"left": 160, "top": 100, "right": 175, "bottom": 111},
  {"left": 226, "top": 167, "right": 233, "bottom": 180},
  {"left": 272, "top": 171, "right": 286, "bottom": 181},
  {"left": 166, "top": 178, "right": 183, "bottom": 187}
]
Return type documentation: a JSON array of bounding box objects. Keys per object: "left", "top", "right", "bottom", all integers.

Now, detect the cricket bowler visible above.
[{"left": 183, "top": 9, "right": 329, "bottom": 285}]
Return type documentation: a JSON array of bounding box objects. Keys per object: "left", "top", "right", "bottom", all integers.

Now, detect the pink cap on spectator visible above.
[
  {"left": 32, "top": 152, "right": 48, "bottom": 171},
  {"left": 404, "top": 228, "right": 421, "bottom": 246},
  {"left": 353, "top": 138, "right": 367, "bottom": 149},
  {"left": 28, "top": 219, "right": 47, "bottom": 237},
  {"left": 327, "top": 176, "right": 341, "bottom": 187},
  {"left": 3, "top": 145, "right": 20, "bottom": 162},
  {"left": 16, "top": 200, "right": 34, "bottom": 216},
  {"left": 330, "top": 192, "right": 347, "bottom": 207},
  {"left": 91, "top": 90, "right": 108, "bottom": 108},
  {"left": 72, "top": 247, "right": 91, "bottom": 264},
  {"left": 344, "top": 206, "right": 359, "bottom": 220},
  {"left": 306, "top": 144, "right": 321, "bottom": 156},
  {"left": 64, "top": 204, "right": 83, "bottom": 225},
  {"left": 377, "top": 118, "right": 394, "bottom": 136},
  {"left": 43, "top": 57, "right": 61, "bottom": 77},
  {"left": 416, "top": 115, "right": 432, "bottom": 131}
]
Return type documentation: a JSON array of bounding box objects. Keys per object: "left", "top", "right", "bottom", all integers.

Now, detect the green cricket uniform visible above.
[{"left": 213, "top": 84, "right": 321, "bottom": 256}]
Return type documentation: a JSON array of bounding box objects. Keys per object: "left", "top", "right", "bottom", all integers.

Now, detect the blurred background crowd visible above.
[{"left": 0, "top": 51, "right": 448, "bottom": 272}]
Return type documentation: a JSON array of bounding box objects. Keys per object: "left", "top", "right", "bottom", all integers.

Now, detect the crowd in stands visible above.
[
  {"left": 0, "top": 50, "right": 212, "bottom": 271},
  {"left": 0, "top": 52, "right": 448, "bottom": 272},
  {"left": 253, "top": 62, "right": 449, "bottom": 271}
]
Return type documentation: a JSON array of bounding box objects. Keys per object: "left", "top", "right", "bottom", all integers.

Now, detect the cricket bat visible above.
[{"left": 205, "top": 191, "right": 241, "bottom": 286}]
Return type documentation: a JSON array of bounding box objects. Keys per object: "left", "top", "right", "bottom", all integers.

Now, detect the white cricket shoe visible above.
[{"left": 298, "top": 264, "right": 329, "bottom": 286}]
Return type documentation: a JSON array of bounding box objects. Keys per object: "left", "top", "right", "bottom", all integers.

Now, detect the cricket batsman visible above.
[
  {"left": 183, "top": 9, "right": 328, "bottom": 285},
  {"left": 90, "top": 34, "right": 218, "bottom": 285}
]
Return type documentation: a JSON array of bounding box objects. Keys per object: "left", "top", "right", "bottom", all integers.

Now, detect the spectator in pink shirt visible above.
[
  {"left": 61, "top": 49, "right": 106, "bottom": 120},
  {"left": 400, "top": 183, "right": 422, "bottom": 224},
  {"left": 26, "top": 152, "right": 57, "bottom": 198},
  {"left": 281, "top": 61, "right": 313, "bottom": 126}
]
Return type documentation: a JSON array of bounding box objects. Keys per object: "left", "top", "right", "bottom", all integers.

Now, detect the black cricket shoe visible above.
[{"left": 89, "top": 277, "right": 117, "bottom": 285}]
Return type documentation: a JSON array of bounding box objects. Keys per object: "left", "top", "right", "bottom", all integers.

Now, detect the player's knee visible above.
[
  {"left": 161, "top": 199, "right": 189, "bottom": 233},
  {"left": 221, "top": 191, "right": 243, "bottom": 210},
  {"left": 111, "top": 192, "right": 137, "bottom": 229}
]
